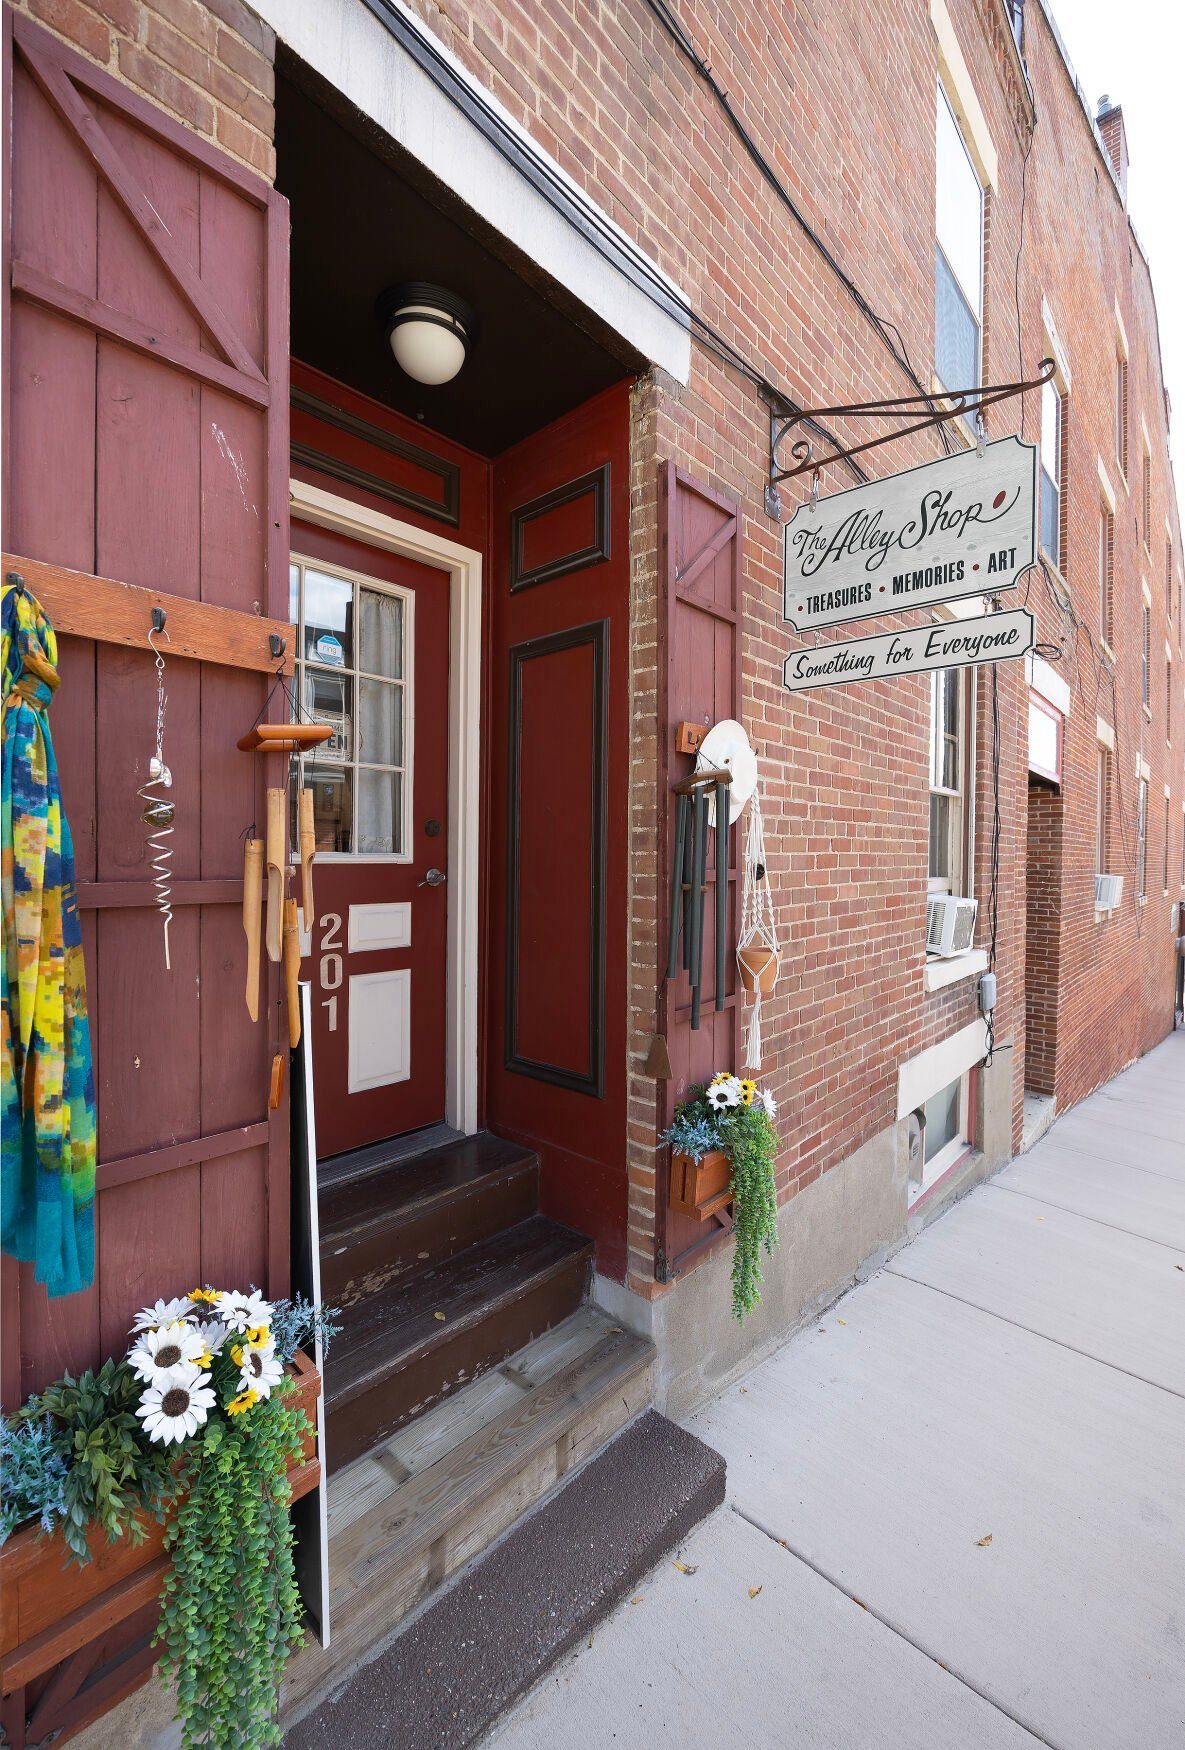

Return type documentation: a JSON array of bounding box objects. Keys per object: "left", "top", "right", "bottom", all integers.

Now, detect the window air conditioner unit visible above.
[
  {"left": 1095, "top": 873, "right": 1124, "bottom": 911},
  {"left": 926, "top": 895, "right": 978, "bottom": 957}
]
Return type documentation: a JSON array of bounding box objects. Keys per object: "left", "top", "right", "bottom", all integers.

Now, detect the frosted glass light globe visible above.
[{"left": 389, "top": 308, "right": 468, "bottom": 385}]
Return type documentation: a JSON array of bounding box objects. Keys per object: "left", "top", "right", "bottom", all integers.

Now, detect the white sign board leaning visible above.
[
  {"left": 783, "top": 435, "right": 1037, "bottom": 631},
  {"left": 782, "top": 608, "right": 1036, "bottom": 693}
]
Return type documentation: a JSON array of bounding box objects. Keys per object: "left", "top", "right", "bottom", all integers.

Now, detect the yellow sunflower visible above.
[
  {"left": 245, "top": 1324, "right": 271, "bottom": 1349},
  {"left": 227, "top": 1389, "right": 259, "bottom": 1416},
  {"left": 740, "top": 1080, "right": 756, "bottom": 1104}
]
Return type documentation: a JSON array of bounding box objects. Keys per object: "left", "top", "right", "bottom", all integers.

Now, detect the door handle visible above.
[{"left": 419, "top": 867, "right": 446, "bottom": 888}]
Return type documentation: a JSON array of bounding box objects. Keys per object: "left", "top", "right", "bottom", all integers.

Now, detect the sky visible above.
[{"left": 1050, "top": 0, "right": 1185, "bottom": 463}]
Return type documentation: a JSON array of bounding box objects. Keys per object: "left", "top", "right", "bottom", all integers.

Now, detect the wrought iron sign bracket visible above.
[{"left": 765, "top": 358, "right": 1056, "bottom": 519}]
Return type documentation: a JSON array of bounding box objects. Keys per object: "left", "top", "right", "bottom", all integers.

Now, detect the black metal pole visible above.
[
  {"left": 714, "top": 780, "right": 728, "bottom": 1012},
  {"left": 689, "top": 788, "right": 706, "bottom": 1029},
  {"left": 667, "top": 792, "right": 688, "bottom": 981},
  {"left": 681, "top": 785, "right": 695, "bottom": 972}
]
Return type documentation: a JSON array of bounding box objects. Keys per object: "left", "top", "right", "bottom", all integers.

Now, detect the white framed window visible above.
[
  {"left": 1141, "top": 601, "right": 1151, "bottom": 711},
  {"left": 1142, "top": 448, "right": 1152, "bottom": 550},
  {"left": 1040, "top": 377, "right": 1064, "bottom": 566},
  {"left": 1098, "top": 506, "right": 1113, "bottom": 644},
  {"left": 288, "top": 554, "right": 414, "bottom": 860},
  {"left": 1115, "top": 352, "right": 1128, "bottom": 479},
  {"left": 1137, "top": 775, "right": 1148, "bottom": 901},
  {"left": 1163, "top": 796, "right": 1171, "bottom": 894},
  {"left": 935, "top": 83, "right": 983, "bottom": 407},
  {"left": 909, "top": 1072, "right": 974, "bottom": 1204},
  {"left": 928, "top": 667, "right": 969, "bottom": 895},
  {"left": 1096, "top": 746, "right": 1110, "bottom": 875}
]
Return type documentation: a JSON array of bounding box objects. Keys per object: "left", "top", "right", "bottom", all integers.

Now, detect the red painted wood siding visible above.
[
  {"left": 657, "top": 464, "right": 742, "bottom": 1279},
  {"left": 2, "top": 14, "right": 289, "bottom": 1401}
]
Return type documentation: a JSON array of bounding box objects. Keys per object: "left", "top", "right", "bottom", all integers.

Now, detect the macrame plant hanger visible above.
[{"left": 736, "top": 783, "right": 780, "bottom": 1071}]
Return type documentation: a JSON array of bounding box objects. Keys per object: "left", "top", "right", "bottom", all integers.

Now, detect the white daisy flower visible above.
[
  {"left": 758, "top": 1089, "right": 778, "bottom": 1118},
  {"left": 191, "top": 1318, "right": 230, "bottom": 1358},
  {"left": 215, "top": 1289, "right": 273, "bottom": 1335},
  {"left": 129, "top": 1295, "right": 195, "bottom": 1335},
  {"left": 234, "top": 1340, "right": 285, "bottom": 1401},
  {"left": 128, "top": 1321, "right": 208, "bottom": 1388},
  {"left": 706, "top": 1076, "right": 742, "bottom": 1112},
  {"left": 135, "top": 1366, "right": 215, "bottom": 1446}
]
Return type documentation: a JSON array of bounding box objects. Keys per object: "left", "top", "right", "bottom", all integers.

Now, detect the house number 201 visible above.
[{"left": 319, "top": 913, "right": 342, "bottom": 1031}]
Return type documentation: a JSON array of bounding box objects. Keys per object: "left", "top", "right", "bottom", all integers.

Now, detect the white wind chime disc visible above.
[{"left": 697, "top": 719, "right": 758, "bottom": 826}]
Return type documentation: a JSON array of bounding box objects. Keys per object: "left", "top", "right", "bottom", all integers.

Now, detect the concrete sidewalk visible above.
[{"left": 486, "top": 1029, "right": 1185, "bottom": 1750}]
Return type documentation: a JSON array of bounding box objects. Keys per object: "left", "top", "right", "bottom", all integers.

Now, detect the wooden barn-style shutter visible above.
[
  {"left": 2, "top": 10, "right": 291, "bottom": 1418},
  {"left": 656, "top": 463, "right": 743, "bottom": 1280}
]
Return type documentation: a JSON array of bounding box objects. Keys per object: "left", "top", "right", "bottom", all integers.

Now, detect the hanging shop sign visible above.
[
  {"left": 783, "top": 436, "right": 1037, "bottom": 631},
  {"left": 782, "top": 607, "right": 1035, "bottom": 693}
]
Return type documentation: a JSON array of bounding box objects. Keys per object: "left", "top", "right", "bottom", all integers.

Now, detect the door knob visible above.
[{"left": 419, "top": 867, "right": 446, "bottom": 888}]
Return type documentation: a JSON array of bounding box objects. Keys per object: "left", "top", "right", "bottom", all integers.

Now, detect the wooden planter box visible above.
[
  {"left": 0, "top": 1351, "right": 320, "bottom": 1743},
  {"left": 668, "top": 1149, "right": 733, "bottom": 1222}
]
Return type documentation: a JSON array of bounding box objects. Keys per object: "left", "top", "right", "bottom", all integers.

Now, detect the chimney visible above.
[{"left": 1096, "top": 95, "right": 1129, "bottom": 203}]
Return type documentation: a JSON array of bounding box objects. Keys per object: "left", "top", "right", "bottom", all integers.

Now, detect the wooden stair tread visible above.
[
  {"left": 326, "top": 1217, "right": 592, "bottom": 1411},
  {"left": 320, "top": 1132, "right": 537, "bottom": 1242},
  {"left": 331, "top": 1323, "right": 652, "bottom": 1590},
  {"left": 280, "top": 1311, "right": 655, "bottom": 1723}
]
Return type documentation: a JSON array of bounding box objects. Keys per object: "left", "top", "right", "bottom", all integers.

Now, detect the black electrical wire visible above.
[{"left": 642, "top": 0, "right": 951, "bottom": 444}]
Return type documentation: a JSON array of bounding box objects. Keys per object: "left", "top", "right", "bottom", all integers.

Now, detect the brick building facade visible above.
[{"left": 3, "top": 0, "right": 1181, "bottom": 1734}]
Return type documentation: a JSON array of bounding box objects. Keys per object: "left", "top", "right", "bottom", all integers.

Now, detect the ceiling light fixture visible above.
[{"left": 376, "top": 282, "right": 477, "bottom": 386}]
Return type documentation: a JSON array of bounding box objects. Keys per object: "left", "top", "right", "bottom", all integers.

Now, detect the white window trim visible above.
[
  {"left": 1097, "top": 454, "right": 1117, "bottom": 513},
  {"left": 897, "top": 1018, "right": 988, "bottom": 1119},
  {"left": 930, "top": 0, "right": 998, "bottom": 187},
  {"left": 1096, "top": 714, "right": 1115, "bottom": 752},
  {"left": 923, "top": 947, "right": 988, "bottom": 992},
  {"left": 1041, "top": 300, "right": 1072, "bottom": 392},
  {"left": 290, "top": 476, "right": 482, "bottom": 1137}
]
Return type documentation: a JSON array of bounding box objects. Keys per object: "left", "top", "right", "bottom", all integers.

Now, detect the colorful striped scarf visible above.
[{"left": 2, "top": 581, "right": 96, "bottom": 1298}]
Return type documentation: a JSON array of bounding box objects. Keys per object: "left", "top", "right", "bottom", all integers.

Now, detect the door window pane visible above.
[
  {"left": 303, "top": 569, "right": 354, "bottom": 669},
  {"left": 309, "top": 769, "right": 352, "bottom": 854},
  {"left": 360, "top": 588, "right": 404, "bottom": 679},
  {"left": 359, "top": 678, "right": 403, "bottom": 768},
  {"left": 357, "top": 769, "right": 403, "bottom": 855},
  {"left": 305, "top": 670, "right": 352, "bottom": 763}
]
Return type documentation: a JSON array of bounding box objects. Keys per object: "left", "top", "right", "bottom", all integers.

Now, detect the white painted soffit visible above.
[{"left": 257, "top": 0, "right": 692, "bottom": 384}]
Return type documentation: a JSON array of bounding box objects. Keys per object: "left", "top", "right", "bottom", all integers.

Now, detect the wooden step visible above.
[
  {"left": 325, "top": 1217, "right": 593, "bottom": 1473},
  {"left": 319, "top": 1132, "right": 539, "bottom": 1305},
  {"left": 280, "top": 1308, "right": 656, "bottom": 1729}
]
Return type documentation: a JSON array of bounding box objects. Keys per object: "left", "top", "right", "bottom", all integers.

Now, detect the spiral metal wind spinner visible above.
[{"left": 139, "top": 616, "right": 175, "bottom": 970}]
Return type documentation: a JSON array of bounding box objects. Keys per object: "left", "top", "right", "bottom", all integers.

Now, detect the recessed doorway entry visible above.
[{"left": 291, "top": 481, "right": 482, "bottom": 1156}]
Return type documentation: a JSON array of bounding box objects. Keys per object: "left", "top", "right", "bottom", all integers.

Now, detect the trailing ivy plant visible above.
[
  {"left": 157, "top": 1385, "right": 309, "bottom": 1750},
  {"left": 663, "top": 1073, "right": 780, "bottom": 1321}
]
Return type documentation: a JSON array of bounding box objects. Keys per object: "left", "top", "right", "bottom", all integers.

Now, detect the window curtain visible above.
[{"left": 2, "top": 580, "right": 96, "bottom": 1298}]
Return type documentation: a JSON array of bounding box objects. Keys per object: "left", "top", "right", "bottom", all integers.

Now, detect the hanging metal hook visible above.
[{"left": 975, "top": 408, "right": 987, "bottom": 460}]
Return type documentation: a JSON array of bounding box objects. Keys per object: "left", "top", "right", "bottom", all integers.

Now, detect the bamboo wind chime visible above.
[
  {"left": 237, "top": 656, "right": 331, "bottom": 1050},
  {"left": 666, "top": 767, "right": 732, "bottom": 1028}
]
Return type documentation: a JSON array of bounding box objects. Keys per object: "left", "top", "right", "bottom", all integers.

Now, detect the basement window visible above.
[{"left": 909, "top": 1072, "right": 974, "bottom": 1205}]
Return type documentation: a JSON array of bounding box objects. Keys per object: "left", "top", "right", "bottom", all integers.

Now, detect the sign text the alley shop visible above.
[{"left": 783, "top": 435, "right": 1038, "bottom": 631}]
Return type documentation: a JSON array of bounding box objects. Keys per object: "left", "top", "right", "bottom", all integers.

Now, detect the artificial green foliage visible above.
[
  {"left": 0, "top": 1416, "right": 69, "bottom": 1542},
  {"left": 719, "top": 1102, "right": 780, "bottom": 1320},
  {"left": 157, "top": 1386, "right": 309, "bottom": 1750},
  {"left": 663, "top": 1072, "right": 780, "bottom": 1321},
  {"left": 13, "top": 1360, "right": 179, "bottom": 1563}
]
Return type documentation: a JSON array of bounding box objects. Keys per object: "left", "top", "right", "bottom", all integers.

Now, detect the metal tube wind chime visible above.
[{"left": 666, "top": 767, "right": 731, "bottom": 1028}]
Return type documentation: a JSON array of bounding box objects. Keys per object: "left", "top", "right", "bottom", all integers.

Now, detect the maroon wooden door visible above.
[
  {"left": 291, "top": 519, "right": 450, "bottom": 1158},
  {"left": 2, "top": 13, "right": 290, "bottom": 1386},
  {"left": 487, "top": 383, "right": 631, "bottom": 1275},
  {"left": 657, "top": 464, "right": 742, "bottom": 1279}
]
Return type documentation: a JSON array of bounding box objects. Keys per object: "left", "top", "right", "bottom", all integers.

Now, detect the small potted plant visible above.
[{"left": 663, "top": 1073, "right": 780, "bottom": 1319}]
